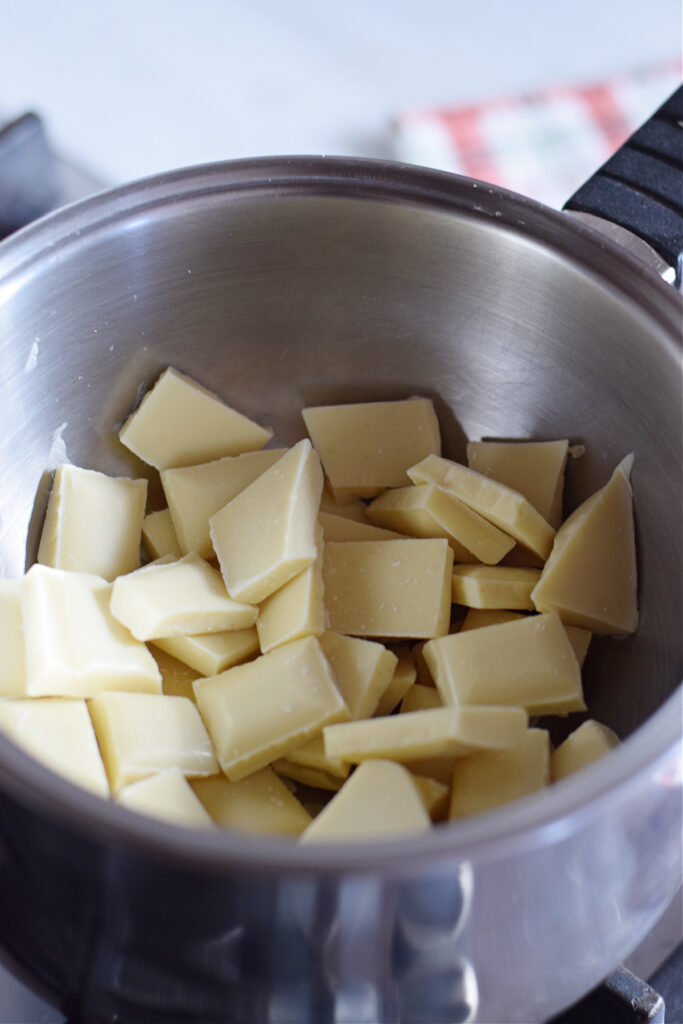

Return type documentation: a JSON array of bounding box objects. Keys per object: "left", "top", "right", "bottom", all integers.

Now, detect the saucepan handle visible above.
[{"left": 564, "top": 85, "right": 683, "bottom": 286}]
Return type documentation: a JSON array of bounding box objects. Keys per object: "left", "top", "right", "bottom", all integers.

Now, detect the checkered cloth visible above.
[{"left": 392, "top": 61, "right": 681, "bottom": 208}]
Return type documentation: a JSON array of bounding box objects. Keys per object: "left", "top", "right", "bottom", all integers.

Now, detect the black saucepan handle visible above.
[{"left": 564, "top": 85, "right": 683, "bottom": 284}]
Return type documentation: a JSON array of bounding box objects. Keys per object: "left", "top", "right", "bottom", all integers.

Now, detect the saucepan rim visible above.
[{"left": 0, "top": 155, "right": 680, "bottom": 874}]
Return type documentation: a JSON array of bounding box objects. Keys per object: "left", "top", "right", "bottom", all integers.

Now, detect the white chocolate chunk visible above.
[
  {"left": 318, "top": 511, "right": 403, "bottom": 542},
  {"left": 323, "top": 539, "right": 453, "bottom": 639},
  {"left": 151, "top": 627, "right": 259, "bottom": 677},
  {"left": 324, "top": 705, "right": 528, "bottom": 764},
  {"left": 373, "top": 646, "right": 417, "bottom": 716},
  {"left": 193, "top": 769, "right": 312, "bottom": 835},
  {"left": 400, "top": 683, "right": 442, "bottom": 714},
  {"left": 408, "top": 454, "right": 555, "bottom": 561},
  {"left": 300, "top": 760, "right": 431, "bottom": 843},
  {"left": 119, "top": 767, "right": 213, "bottom": 827},
  {"left": 531, "top": 455, "right": 638, "bottom": 635},
  {"left": 119, "top": 367, "right": 272, "bottom": 470},
  {"left": 142, "top": 508, "right": 182, "bottom": 559},
  {"left": 565, "top": 625, "right": 592, "bottom": 667},
  {"left": 22, "top": 566, "right": 161, "bottom": 698},
  {"left": 467, "top": 440, "right": 570, "bottom": 528},
  {"left": 193, "top": 636, "right": 350, "bottom": 781},
  {"left": 551, "top": 719, "right": 619, "bottom": 781},
  {"left": 210, "top": 440, "right": 323, "bottom": 604},
  {"left": 319, "top": 484, "right": 370, "bottom": 520},
  {"left": 151, "top": 647, "right": 200, "bottom": 701},
  {"left": 37, "top": 464, "right": 147, "bottom": 581},
  {"left": 367, "top": 484, "right": 515, "bottom": 564},
  {"left": 161, "top": 449, "right": 287, "bottom": 558},
  {"left": 423, "top": 612, "right": 584, "bottom": 716},
  {"left": 256, "top": 527, "right": 326, "bottom": 653},
  {"left": 0, "top": 698, "right": 109, "bottom": 796},
  {"left": 460, "top": 608, "right": 524, "bottom": 631},
  {"left": 273, "top": 735, "right": 350, "bottom": 792},
  {"left": 302, "top": 398, "right": 441, "bottom": 501},
  {"left": 411, "top": 773, "right": 450, "bottom": 821},
  {"left": 319, "top": 631, "right": 397, "bottom": 720},
  {"left": 273, "top": 759, "right": 347, "bottom": 792},
  {"left": 0, "top": 580, "right": 26, "bottom": 697},
  {"left": 110, "top": 553, "right": 257, "bottom": 640},
  {"left": 449, "top": 728, "right": 550, "bottom": 818},
  {"left": 451, "top": 565, "right": 541, "bottom": 610},
  {"left": 89, "top": 690, "right": 218, "bottom": 794}
]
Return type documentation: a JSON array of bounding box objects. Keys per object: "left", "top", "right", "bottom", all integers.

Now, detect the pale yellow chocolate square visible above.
[
  {"left": 193, "top": 635, "right": 349, "bottom": 781},
  {"left": 37, "top": 464, "right": 147, "bottom": 581},
  {"left": 319, "top": 631, "right": 397, "bottom": 720},
  {"left": 192, "top": 768, "right": 312, "bottom": 836},
  {"left": 324, "top": 705, "right": 528, "bottom": 764},
  {"left": 22, "top": 566, "right": 161, "bottom": 698},
  {"left": 367, "top": 484, "right": 515, "bottom": 564},
  {"left": 323, "top": 539, "right": 453, "bottom": 639},
  {"left": 373, "top": 645, "right": 417, "bottom": 716},
  {"left": 451, "top": 565, "right": 541, "bottom": 610},
  {"left": 302, "top": 398, "right": 441, "bottom": 502},
  {"left": 89, "top": 690, "right": 218, "bottom": 794},
  {"left": 467, "top": 440, "right": 569, "bottom": 528},
  {"left": 119, "top": 767, "right": 214, "bottom": 827},
  {"left": 151, "top": 627, "right": 259, "bottom": 677},
  {"left": 0, "top": 698, "right": 109, "bottom": 796},
  {"left": 142, "top": 508, "right": 182, "bottom": 560},
  {"left": 161, "top": 449, "right": 287, "bottom": 558},
  {"left": 531, "top": 455, "right": 638, "bottom": 635},
  {"left": 210, "top": 440, "right": 323, "bottom": 605},
  {"left": 449, "top": 728, "right": 550, "bottom": 818},
  {"left": 110, "top": 553, "right": 257, "bottom": 640},
  {"left": 551, "top": 719, "right": 619, "bottom": 781},
  {"left": 0, "top": 580, "right": 26, "bottom": 697},
  {"left": 300, "top": 760, "right": 431, "bottom": 843},
  {"left": 408, "top": 455, "right": 555, "bottom": 561},
  {"left": 423, "top": 612, "right": 585, "bottom": 716},
  {"left": 119, "top": 367, "right": 272, "bottom": 470}
]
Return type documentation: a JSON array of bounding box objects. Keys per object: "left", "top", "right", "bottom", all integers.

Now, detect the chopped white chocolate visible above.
[
  {"left": 551, "top": 719, "right": 619, "bottom": 781},
  {"left": 423, "top": 612, "right": 585, "bottom": 716},
  {"left": 151, "top": 647, "right": 200, "bottom": 701},
  {"left": 0, "top": 580, "right": 26, "bottom": 697},
  {"left": 256, "top": 526, "right": 326, "bottom": 653},
  {"left": 151, "top": 627, "right": 259, "bottom": 677},
  {"left": 411, "top": 640, "right": 436, "bottom": 688},
  {"left": 460, "top": 608, "right": 524, "bottom": 631},
  {"left": 323, "top": 539, "right": 453, "bottom": 639},
  {"left": 142, "top": 508, "right": 183, "bottom": 559},
  {"left": 449, "top": 728, "right": 550, "bottom": 818},
  {"left": 531, "top": 455, "right": 638, "bottom": 635},
  {"left": 0, "top": 698, "right": 109, "bottom": 796},
  {"left": 119, "top": 767, "right": 213, "bottom": 827},
  {"left": 400, "top": 683, "right": 442, "bottom": 714},
  {"left": 408, "top": 454, "right": 555, "bottom": 561},
  {"left": 110, "top": 553, "right": 257, "bottom": 640},
  {"left": 302, "top": 398, "right": 441, "bottom": 502},
  {"left": 410, "top": 773, "right": 450, "bottom": 821},
  {"left": 324, "top": 705, "right": 528, "bottom": 764},
  {"left": 192, "top": 768, "right": 312, "bottom": 836},
  {"left": 451, "top": 565, "right": 541, "bottom": 610},
  {"left": 273, "top": 759, "right": 347, "bottom": 791},
  {"left": 300, "top": 760, "right": 431, "bottom": 843},
  {"left": 89, "top": 690, "right": 218, "bottom": 794},
  {"left": 161, "top": 449, "right": 287, "bottom": 558},
  {"left": 373, "top": 645, "right": 417, "bottom": 716},
  {"left": 273, "top": 734, "right": 350, "bottom": 791},
  {"left": 210, "top": 440, "right": 323, "bottom": 604},
  {"left": 22, "top": 565, "right": 161, "bottom": 698},
  {"left": 318, "top": 511, "right": 403, "bottom": 542},
  {"left": 466, "top": 440, "right": 569, "bottom": 527},
  {"left": 319, "top": 631, "right": 397, "bottom": 720},
  {"left": 37, "top": 464, "right": 147, "bottom": 581},
  {"left": 367, "top": 484, "right": 515, "bottom": 564},
  {"left": 319, "top": 484, "right": 370, "bottom": 520},
  {"left": 193, "top": 636, "right": 349, "bottom": 781},
  {"left": 119, "top": 367, "right": 272, "bottom": 470}
]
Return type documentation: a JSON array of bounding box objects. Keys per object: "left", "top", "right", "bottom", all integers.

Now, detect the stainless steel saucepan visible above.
[{"left": 0, "top": 90, "right": 681, "bottom": 1023}]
